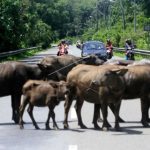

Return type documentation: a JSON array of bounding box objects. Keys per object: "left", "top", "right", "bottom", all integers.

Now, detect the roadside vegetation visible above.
[
  {"left": 1, "top": 0, "right": 150, "bottom": 55},
  {"left": 114, "top": 51, "right": 145, "bottom": 60},
  {"left": 0, "top": 47, "right": 43, "bottom": 62}
]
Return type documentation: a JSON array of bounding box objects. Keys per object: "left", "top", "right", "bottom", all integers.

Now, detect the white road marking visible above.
[{"left": 68, "top": 145, "right": 78, "bottom": 150}]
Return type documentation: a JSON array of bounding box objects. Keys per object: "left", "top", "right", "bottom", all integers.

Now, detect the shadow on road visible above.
[{"left": 110, "top": 126, "right": 144, "bottom": 135}]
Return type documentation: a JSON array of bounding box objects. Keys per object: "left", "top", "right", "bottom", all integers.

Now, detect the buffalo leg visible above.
[
  {"left": 63, "top": 94, "right": 74, "bottom": 129},
  {"left": 109, "top": 103, "right": 125, "bottom": 123},
  {"left": 75, "top": 97, "right": 87, "bottom": 129},
  {"left": 101, "top": 103, "right": 109, "bottom": 131},
  {"left": 114, "top": 102, "right": 121, "bottom": 131},
  {"left": 45, "top": 108, "right": 51, "bottom": 130},
  {"left": 19, "top": 96, "right": 29, "bottom": 129},
  {"left": 50, "top": 107, "right": 59, "bottom": 130},
  {"left": 27, "top": 104, "right": 40, "bottom": 129},
  {"left": 146, "top": 102, "right": 150, "bottom": 122},
  {"left": 11, "top": 93, "right": 21, "bottom": 124},
  {"left": 141, "top": 98, "right": 149, "bottom": 127},
  {"left": 97, "top": 109, "right": 103, "bottom": 122},
  {"left": 94, "top": 105, "right": 111, "bottom": 128},
  {"left": 92, "top": 104, "right": 101, "bottom": 129}
]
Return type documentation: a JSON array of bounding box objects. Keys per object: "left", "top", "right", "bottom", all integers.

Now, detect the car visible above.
[{"left": 81, "top": 40, "right": 107, "bottom": 61}]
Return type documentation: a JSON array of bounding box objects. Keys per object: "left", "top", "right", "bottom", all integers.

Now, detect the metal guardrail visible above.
[
  {"left": 0, "top": 46, "right": 41, "bottom": 58},
  {"left": 0, "top": 46, "right": 150, "bottom": 59},
  {"left": 114, "top": 47, "right": 150, "bottom": 58}
]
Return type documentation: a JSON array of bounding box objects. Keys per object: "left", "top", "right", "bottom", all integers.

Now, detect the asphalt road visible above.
[{"left": 0, "top": 45, "right": 150, "bottom": 150}]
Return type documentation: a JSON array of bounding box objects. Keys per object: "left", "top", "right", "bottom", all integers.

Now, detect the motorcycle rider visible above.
[
  {"left": 57, "top": 40, "right": 69, "bottom": 56},
  {"left": 106, "top": 39, "right": 113, "bottom": 59},
  {"left": 125, "top": 39, "right": 134, "bottom": 60}
]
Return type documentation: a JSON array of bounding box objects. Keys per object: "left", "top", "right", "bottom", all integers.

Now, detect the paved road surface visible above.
[{"left": 0, "top": 45, "right": 150, "bottom": 150}]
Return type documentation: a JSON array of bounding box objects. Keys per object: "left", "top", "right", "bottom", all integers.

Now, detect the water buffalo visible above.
[
  {"left": 97, "top": 64, "right": 150, "bottom": 127},
  {"left": 19, "top": 80, "right": 69, "bottom": 130},
  {"left": 64, "top": 64, "right": 128, "bottom": 131},
  {"left": 122, "top": 64, "right": 150, "bottom": 127},
  {"left": 37, "top": 54, "right": 105, "bottom": 81},
  {"left": 0, "top": 61, "right": 44, "bottom": 123}
]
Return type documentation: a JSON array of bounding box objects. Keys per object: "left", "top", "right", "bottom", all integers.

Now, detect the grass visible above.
[{"left": 114, "top": 51, "right": 148, "bottom": 60}]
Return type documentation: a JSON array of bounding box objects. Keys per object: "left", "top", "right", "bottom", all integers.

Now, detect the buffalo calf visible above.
[{"left": 19, "top": 80, "right": 68, "bottom": 130}]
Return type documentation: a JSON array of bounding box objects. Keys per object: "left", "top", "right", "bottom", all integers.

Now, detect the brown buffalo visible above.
[
  {"left": 0, "top": 61, "right": 44, "bottom": 123},
  {"left": 37, "top": 54, "right": 105, "bottom": 81},
  {"left": 64, "top": 64, "right": 127, "bottom": 131},
  {"left": 19, "top": 80, "right": 68, "bottom": 130}
]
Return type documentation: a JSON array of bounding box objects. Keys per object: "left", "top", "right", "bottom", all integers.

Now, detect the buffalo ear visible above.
[
  {"left": 37, "top": 63, "right": 51, "bottom": 70},
  {"left": 111, "top": 68, "right": 128, "bottom": 75}
]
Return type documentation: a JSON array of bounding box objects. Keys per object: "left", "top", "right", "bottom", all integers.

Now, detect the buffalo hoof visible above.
[
  {"left": 142, "top": 121, "right": 149, "bottom": 127},
  {"left": 93, "top": 123, "right": 101, "bottom": 130},
  {"left": 114, "top": 125, "right": 121, "bottom": 131},
  {"left": 80, "top": 124, "right": 88, "bottom": 129},
  {"left": 118, "top": 117, "right": 125, "bottom": 123},
  {"left": 106, "top": 122, "right": 112, "bottom": 128},
  {"left": 54, "top": 126, "right": 59, "bottom": 130},
  {"left": 13, "top": 117, "right": 19, "bottom": 124},
  {"left": 46, "top": 126, "right": 51, "bottom": 130},
  {"left": 20, "top": 125, "right": 24, "bottom": 130},
  {"left": 102, "top": 127, "right": 108, "bottom": 131},
  {"left": 64, "top": 124, "right": 69, "bottom": 129},
  {"left": 35, "top": 126, "right": 40, "bottom": 130}
]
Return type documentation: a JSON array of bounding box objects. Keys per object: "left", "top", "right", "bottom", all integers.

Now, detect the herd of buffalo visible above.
[{"left": 0, "top": 54, "right": 150, "bottom": 131}]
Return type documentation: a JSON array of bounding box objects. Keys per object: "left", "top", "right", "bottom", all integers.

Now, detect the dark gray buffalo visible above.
[
  {"left": 38, "top": 54, "right": 105, "bottom": 81},
  {"left": 0, "top": 61, "right": 43, "bottom": 123},
  {"left": 123, "top": 64, "right": 150, "bottom": 127},
  {"left": 97, "top": 64, "right": 150, "bottom": 127}
]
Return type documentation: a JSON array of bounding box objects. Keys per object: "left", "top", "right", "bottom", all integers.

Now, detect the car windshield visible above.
[{"left": 83, "top": 42, "right": 104, "bottom": 50}]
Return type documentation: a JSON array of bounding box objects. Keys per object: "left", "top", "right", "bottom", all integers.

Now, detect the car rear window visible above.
[{"left": 83, "top": 42, "right": 104, "bottom": 50}]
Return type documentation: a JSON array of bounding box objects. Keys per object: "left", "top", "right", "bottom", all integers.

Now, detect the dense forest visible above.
[{"left": 0, "top": 0, "right": 150, "bottom": 52}]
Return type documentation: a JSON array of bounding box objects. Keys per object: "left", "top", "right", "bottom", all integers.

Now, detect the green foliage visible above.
[
  {"left": 0, "top": 0, "right": 53, "bottom": 52},
  {"left": 0, "top": 0, "right": 150, "bottom": 53}
]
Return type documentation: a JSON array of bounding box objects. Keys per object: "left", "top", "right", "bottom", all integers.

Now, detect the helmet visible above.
[{"left": 61, "top": 39, "right": 66, "bottom": 44}]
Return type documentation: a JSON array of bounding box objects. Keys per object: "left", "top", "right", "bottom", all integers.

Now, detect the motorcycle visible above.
[
  {"left": 106, "top": 47, "right": 113, "bottom": 59},
  {"left": 57, "top": 50, "right": 68, "bottom": 56},
  {"left": 126, "top": 47, "right": 135, "bottom": 60},
  {"left": 57, "top": 48, "right": 68, "bottom": 56}
]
